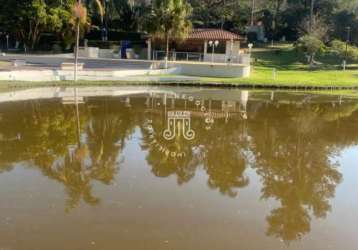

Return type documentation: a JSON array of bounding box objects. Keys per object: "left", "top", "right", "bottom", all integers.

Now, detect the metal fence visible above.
[{"left": 153, "top": 50, "right": 203, "bottom": 62}]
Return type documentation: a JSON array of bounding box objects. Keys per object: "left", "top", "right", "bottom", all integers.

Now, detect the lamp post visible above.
[
  {"left": 248, "top": 43, "right": 253, "bottom": 69},
  {"left": 251, "top": 0, "right": 255, "bottom": 26},
  {"left": 343, "top": 26, "right": 351, "bottom": 71},
  {"left": 208, "top": 40, "right": 219, "bottom": 64},
  {"left": 248, "top": 43, "right": 253, "bottom": 61},
  {"left": 248, "top": 43, "right": 253, "bottom": 54},
  {"left": 6, "top": 34, "right": 9, "bottom": 51}
]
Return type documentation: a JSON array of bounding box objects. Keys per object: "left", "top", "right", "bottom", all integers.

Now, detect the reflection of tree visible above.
[
  {"left": 140, "top": 110, "right": 202, "bottom": 185},
  {"left": 1, "top": 92, "right": 358, "bottom": 232},
  {"left": 140, "top": 98, "right": 251, "bottom": 195},
  {"left": 0, "top": 101, "right": 79, "bottom": 168},
  {"left": 86, "top": 99, "right": 135, "bottom": 185},
  {"left": 50, "top": 146, "right": 100, "bottom": 212},
  {"left": 200, "top": 119, "right": 250, "bottom": 197},
  {"left": 250, "top": 103, "right": 346, "bottom": 242},
  {"left": 0, "top": 98, "right": 136, "bottom": 211}
]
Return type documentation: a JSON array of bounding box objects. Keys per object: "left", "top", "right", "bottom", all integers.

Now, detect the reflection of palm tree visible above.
[
  {"left": 52, "top": 146, "right": 100, "bottom": 212},
  {"left": 0, "top": 98, "right": 137, "bottom": 212},
  {"left": 86, "top": 99, "right": 136, "bottom": 184}
]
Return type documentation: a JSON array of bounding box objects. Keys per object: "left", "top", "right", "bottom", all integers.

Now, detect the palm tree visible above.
[
  {"left": 113, "top": 0, "right": 149, "bottom": 32},
  {"left": 146, "top": 0, "right": 192, "bottom": 68},
  {"left": 71, "top": 0, "right": 107, "bottom": 81},
  {"left": 94, "top": 0, "right": 105, "bottom": 24},
  {"left": 72, "top": 0, "right": 89, "bottom": 81}
]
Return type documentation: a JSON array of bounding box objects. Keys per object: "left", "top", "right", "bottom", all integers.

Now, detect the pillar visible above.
[
  {"left": 147, "top": 39, "right": 152, "bottom": 60},
  {"left": 203, "top": 40, "right": 208, "bottom": 61}
]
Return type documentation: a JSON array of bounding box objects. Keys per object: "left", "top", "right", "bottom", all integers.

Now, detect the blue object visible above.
[{"left": 121, "top": 40, "right": 132, "bottom": 59}]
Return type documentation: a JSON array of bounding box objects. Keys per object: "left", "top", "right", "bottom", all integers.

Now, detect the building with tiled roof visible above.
[
  {"left": 187, "top": 29, "right": 243, "bottom": 41},
  {"left": 147, "top": 28, "right": 248, "bottom": 64}
]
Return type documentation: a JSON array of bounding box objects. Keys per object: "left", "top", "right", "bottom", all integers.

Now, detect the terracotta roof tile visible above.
[{"left": 188, "top": 29, "right": 242, "bottom": 41}]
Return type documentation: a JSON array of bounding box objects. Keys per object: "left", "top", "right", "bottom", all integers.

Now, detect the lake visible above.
[{"left": 0, "top": 86, "right": 357, "bottom": 250}]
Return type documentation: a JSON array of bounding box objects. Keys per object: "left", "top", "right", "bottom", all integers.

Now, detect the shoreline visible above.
[{"left": 1, "top": 78, "right": 358, "bottom": 91}]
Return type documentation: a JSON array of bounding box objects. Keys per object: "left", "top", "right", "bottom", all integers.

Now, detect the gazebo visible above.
[
  {"left": 182, "top": 29, "right": 245, "bottom": 63},
  {"left": 146, "top": 28, "right": 249, "bottom": 64}
]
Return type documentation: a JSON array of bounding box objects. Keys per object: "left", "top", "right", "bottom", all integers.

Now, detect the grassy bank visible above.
[
  {"left": 201, "top": 44, "right": 358, "bottom": 88},
  {"left": 200, "top": 68, "right": 357, "bottom": 88}
]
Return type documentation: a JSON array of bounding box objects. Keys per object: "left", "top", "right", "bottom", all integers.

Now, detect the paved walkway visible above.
[{"left": 0, "top": 54, "right": 153, "bottom": 71}]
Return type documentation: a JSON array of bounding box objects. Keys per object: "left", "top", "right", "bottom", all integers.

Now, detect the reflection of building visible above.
[
  {"left": 0, "top": 87, "right": 350, "bottom": 109},
  {"left": 145, "top": 90, "right": 250, "bottom": 122},
  {"left": 62, "top": 96, "right": 84, "bottom": 105}
]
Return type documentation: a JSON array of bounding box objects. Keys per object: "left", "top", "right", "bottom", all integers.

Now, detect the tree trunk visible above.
[
  {"left": 309, "top": 53, "right": 315, "bottom": 68},
  {"left": 74, "top": 20, "right": 80, "bottom": 81},
  {"left": 310, "top": 0, "right": 315, "bottom": 33},
  {"left": 165, "top": 33, "right": 169, "bottom": 69},
  {"left": 272, "top": 0, "right": 282, "bottom": 38}
]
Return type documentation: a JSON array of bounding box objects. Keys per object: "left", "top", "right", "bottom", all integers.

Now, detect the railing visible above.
[
  {"left": 152, "top": 50, "right": 251, "bottom": 65},
  {"left": 153, "top": 50, "right": 203, "bottom": 62}
]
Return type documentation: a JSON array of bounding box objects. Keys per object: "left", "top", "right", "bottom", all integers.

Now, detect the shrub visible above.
[
  {"left": 296, "top": 35, "right": 325, "bottom": 66},
  {"left": 330, "top": 39, "right": 358, "bottom": 62}
]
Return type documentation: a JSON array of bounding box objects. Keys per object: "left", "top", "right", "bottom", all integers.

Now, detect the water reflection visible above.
[
  {"left": 249, "top": 103, "right": 345, "bottom": 242},
  {"left": 0, "top": 87, "right": 357, "bottom": 245}
]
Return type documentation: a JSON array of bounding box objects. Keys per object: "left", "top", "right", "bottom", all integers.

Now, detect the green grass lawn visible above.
[
  {"left": 200, "top": 44, "right": 358, "bottom": 88},
  {"left": 201, "top": 67, "right": 358, "bottom": 87}
]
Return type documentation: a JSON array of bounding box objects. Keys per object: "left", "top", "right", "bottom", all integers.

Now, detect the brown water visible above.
[{"left": 0, "top": 86, "right": 357, "bottom": 250}]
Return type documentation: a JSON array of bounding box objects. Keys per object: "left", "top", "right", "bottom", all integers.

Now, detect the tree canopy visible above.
[{"left": 0, "top": 0, "right": 357, "bottom": 49}]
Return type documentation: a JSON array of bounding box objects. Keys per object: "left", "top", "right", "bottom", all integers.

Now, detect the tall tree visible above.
[
  {"left": 146, "top": 0, "right": 192, "bottom": 68},
  {"left": 0, "top": 0, "right": 49, "bottom": 50},
  {"left": 113, "top": 0, "right": 149, "bottom": 31},
  {"left": 72, "top": 0, "right": 89, "bottom": 81}
]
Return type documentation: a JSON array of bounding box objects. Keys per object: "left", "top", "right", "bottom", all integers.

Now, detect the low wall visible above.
[
  {"left": 171, "top": 62, "right": 250, "bottom": 78},
  {"left": 203, "top": 53, "right": 251, "bottom": 64},
  {"left": 0, "top": 61, "right": 250, "bottom": 81},
  {"left": 78, "top": 47, "right": 116, "bottom": 59},
  {"left": 99, "top": 49, "right": 115, "bottom": 59},
  {"left": 78, "top": 47, "right": 99, "bottom": 58},
  {"left": 0, "top": 68, "right": 177, "bottom": 82}
]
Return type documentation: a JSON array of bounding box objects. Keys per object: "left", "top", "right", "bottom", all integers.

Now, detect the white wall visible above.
[
  {"left": 203, "top": 53, "right": 250, "bottom": 64},
  {"left": 78, "top": 47, "right": 99, "bottom": 58},
  {"left": 172, "top": 62, "right": 250, "bottom": 78}
]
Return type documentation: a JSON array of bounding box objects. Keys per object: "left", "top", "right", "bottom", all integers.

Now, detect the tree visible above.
[
  {"left": 333, "top": 10, "right": 358, "bottom": 45},
  {"left": 296, "top": 35, "right": 325, "bottom": 67},
  {"left": 299, "top": 14, "right": 329, "bottom": 41},
  {"left": 296, "top": 14, "right": 328, "bottom": 67},
  {"left": 146, "top": 0, "right": 192, "bottom": 68},
  {"left": 113, "top": 0, "right": 149, "bottom": 32},
  {"left": 72, "top": 0, "right": 89, "bottom": 81},
  {"left": 1, "top": 0, "right": 49, "bottom": 50},
  {"left": 330, "top": 39, "right": 358, "bottom": 62}
]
